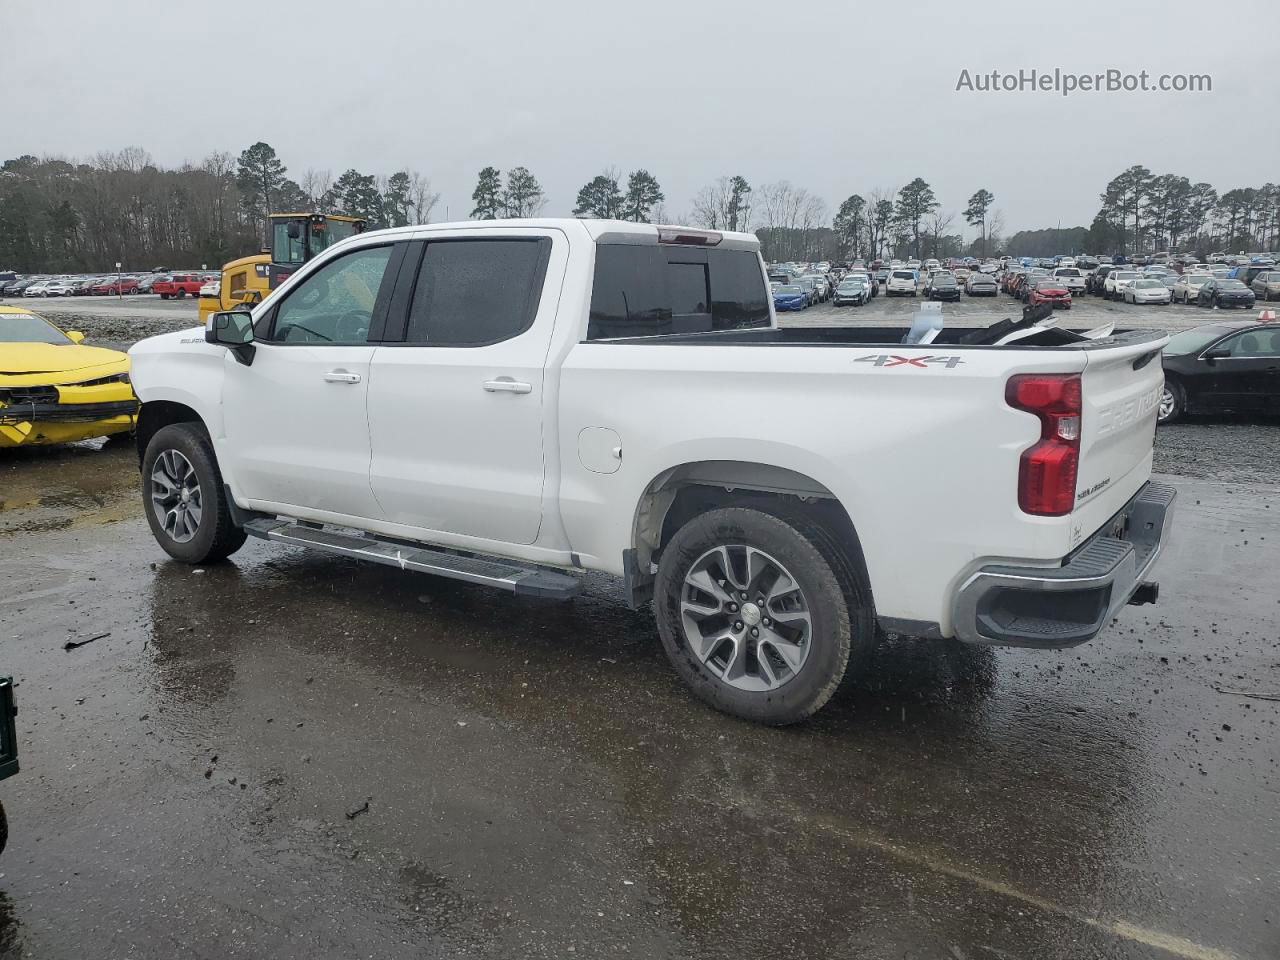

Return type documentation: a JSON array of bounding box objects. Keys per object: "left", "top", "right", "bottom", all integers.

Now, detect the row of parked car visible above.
[
  {"left": 997, "top": 257, "right": 1280, "bottom": 310},
  {"left": 0, "top": 272, "right": 218, "bottom": 300},
  {"left": 766, "top": 256, "right": 1007, "bottom": 310}
]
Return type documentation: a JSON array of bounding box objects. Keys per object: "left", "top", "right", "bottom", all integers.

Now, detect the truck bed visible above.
[{"left": 594, "top": 326, "right": 1166, "bottom": 351}]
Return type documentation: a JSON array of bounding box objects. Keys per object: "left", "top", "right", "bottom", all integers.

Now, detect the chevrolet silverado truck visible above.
[{"left": 128, "top": 219, "right": 1175, "bottom": 725}]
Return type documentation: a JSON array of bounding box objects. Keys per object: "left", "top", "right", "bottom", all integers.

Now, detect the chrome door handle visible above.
[
  {"left": 483, "top": 378, "right": 532, "bottom": 394},
  {"left": 323, "top": 371, "right": 362, "bottom": 384}
]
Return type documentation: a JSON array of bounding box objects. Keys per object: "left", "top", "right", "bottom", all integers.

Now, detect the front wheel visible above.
[
  {"left": 654, "top": 507, "right": 873, "bottom": 725},
  {"left": 143, "top": 423, "right": 247, "bottom": 564},
  {"left": 1158, "top": 379, "right": 1185, "bottom": 425}
]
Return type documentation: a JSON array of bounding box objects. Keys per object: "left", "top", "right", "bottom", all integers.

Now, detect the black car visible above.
[
  {"left": 0, "top": 675, "right": 18, "bottom": 856},
  {"left": 1196, "top": 278, "right": 1256, "bottom": 309},
  {"left": 1159, "top": 321, "right": 1280, "bottom": 423},
  {"left": 928, "top": 275, "right": 961, "bottom": 301},
  {"left": 1087, "top": 264, "right": 1114, "bottom": 295}
]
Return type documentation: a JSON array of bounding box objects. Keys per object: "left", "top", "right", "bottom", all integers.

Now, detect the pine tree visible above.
[
  {"left": 572, "top": 172, "right": 624, "bottom": 219},
  {"left": 471, "top": 166, "right": 504, "bottom": 219},
  {"left": 503, "top": 167, "right": 545, "bottom": 218},
  {"left": 622, "top": 169, "right": 664, "bottom": 222}
]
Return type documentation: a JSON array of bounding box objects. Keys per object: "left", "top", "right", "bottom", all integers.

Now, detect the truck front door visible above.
[{"left": 220, "top": 242, "right": 398, "bottom": 520}]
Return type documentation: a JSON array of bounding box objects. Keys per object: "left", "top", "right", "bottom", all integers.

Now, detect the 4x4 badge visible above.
[{"left": 855, "top": 354, "right": 965, "bottom": 369}]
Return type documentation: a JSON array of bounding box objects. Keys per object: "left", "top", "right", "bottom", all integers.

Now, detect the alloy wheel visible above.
[
  {"left": 150, "top": 449, "right": 203, "bottom": 543},
  {"left": 679, "top": 545, "right": 812, "bottom": 692}
]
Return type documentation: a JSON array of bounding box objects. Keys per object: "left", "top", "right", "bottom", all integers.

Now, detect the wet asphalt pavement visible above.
[{"left": 1, "top": 297, "right": 1278, "bottom": 959}]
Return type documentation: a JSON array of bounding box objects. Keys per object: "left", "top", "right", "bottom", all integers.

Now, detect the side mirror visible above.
[
  {"left": 66, "top": 330, "right": 85, "bottom": 344},
  {"left": 1203, "top": 347, "right": 1231, "bottom": 361},
  {"left": 205, "top": 310, "right": 256, "bottom": 365}
]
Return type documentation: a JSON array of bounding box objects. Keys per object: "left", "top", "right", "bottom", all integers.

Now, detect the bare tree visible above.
[
  {"left": 928, "top": 209, "right": 955, "bottom": 259},
  {"left": 407, "top": 171, "right": 441, "bottom": 224},
  {"left": 988, "top": 209, "right": 1006, "bottom": 253},
  {"left": 301, "top": 168, "right": 333, "bottom": 208}
]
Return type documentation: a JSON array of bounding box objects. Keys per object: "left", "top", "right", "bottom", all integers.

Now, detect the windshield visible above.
[
  {"left": 776, "top": 285, "right": 803, "bottom": 295},
  {"left": 839, "top": 280, "right": 864, "bottom": 289},
  {"left": 1115, "top": 272, "right": 1138, "bottom": 280},
  {"left": 892, "top": 271, "right": 914, "bottom": 280},
  {"left": 1055, "top": 269, "right": 1080, "bottom": 277},
  {"left": 1220, "top": 280, "right": 1247, "bottom": 289},
  {"left": 1135, "top": 280, "right": 1162, "bottom": 288},
  {"left": 0, "top": 312, "right": 71, "bottom": 344},
  {"left": 1186, "top": 275, "right": 1210, "bottom": 284}
]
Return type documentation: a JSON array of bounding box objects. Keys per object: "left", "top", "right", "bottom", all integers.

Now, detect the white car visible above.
[
  {"left": 1058, "top": 257, "right": 1076, "bottom": 269},
  {"left": 199, "top": 280, "right": 221, "bottom": 298},
  {"left": 129, "top": 217, "right": 1174, "bottom": 726},
  {"left": 1104, "top": 270, "right": 1140, "bottom": 299},
  {"left": 1051, "top": 267, "right": 1086, "bottom": 295},
  {"left": 886, "top": 269, "right": 918, "bottom": 296},
  {"left": 41, "top": 279, "right": 77, "bottom": 297},
  {"left": 1172, "top": 273, "right": 1211, "bottom": 304},
  {"left": 1123, "top": 278, "right": 1171, "bottom": 304},
  {"left": 22, "top": 280, "right": 50, "bottom": 297}
]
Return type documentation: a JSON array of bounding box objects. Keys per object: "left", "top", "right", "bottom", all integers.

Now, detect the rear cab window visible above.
[{"left": 587, "top": 244, "right": 771, "bottom": 341}]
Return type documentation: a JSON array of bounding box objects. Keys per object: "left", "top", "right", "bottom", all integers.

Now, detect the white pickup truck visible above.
[{"left": 129, "top": 219, "right": 1175, "bottom": 725}]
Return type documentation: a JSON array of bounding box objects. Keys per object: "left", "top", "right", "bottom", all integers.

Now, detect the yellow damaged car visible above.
[{"left": 0, "top": 305, "right": 138, "bottom": 448}]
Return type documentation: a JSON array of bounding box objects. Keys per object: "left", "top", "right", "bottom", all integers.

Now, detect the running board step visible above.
[{"left": 242, "top": 518, "right": 581, "bottom": 600}]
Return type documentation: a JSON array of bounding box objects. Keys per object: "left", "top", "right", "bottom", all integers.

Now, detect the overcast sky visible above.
[{"left": 8, "top": 0, "right": 1277, "bottom": 235}]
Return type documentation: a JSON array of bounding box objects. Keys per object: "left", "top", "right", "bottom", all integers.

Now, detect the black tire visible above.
[
  {"left": 654, "top": 506, "right": 874, "bottom": 725},
  {"left": 142, "top": 423, "right": 247, "bottom": 564},
  {"left": 1159, "top": 378, "right": 1186, "bottom": 425},
  {"left": 0, "top": 799, "right": 7, "bottom": 856},
  {"left": 160, "top": 293, "right": 170, "bottom": 300}
]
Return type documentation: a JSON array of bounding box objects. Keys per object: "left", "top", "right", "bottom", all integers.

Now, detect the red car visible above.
[
  {"left": 90, "top": 277, "right": 139, "bottom": 295},
  {"left": 1027, "top": 279, "right": 1072, "bottom": 309},
  {"left": 152, "top": 274, "right": 204, "bottom": 299}
]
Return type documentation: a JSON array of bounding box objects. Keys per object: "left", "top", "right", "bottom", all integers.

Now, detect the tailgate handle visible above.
[{"left": 1132, "top": 350, "right": 1159, "bottom": 371}]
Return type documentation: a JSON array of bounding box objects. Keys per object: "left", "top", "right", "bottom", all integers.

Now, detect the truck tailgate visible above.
[{"left": 1071, "top": 336, "right": 1167, "bottom": 545}]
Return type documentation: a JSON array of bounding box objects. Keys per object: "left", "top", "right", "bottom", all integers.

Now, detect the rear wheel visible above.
[
  {"left": 654, "top": 507, "right": 873, "bottom": 725},
  {"left": 143, "top": 423, "right": 246, "bottom": 564}
]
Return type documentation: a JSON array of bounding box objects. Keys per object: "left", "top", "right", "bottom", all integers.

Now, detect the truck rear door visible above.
[
  {"left": 1071, "top": 336, "right": 1168, "bottom": 543},
  {"left": 365, "top": 228, "right": 565, "bottom": 545}
]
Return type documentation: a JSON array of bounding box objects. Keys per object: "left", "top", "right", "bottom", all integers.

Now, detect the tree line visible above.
[
  {"left": 1089, "top": 165, "right": 1279, "bottom": 256},
  {"left": 0, "top": 142, "right": 443, "bottom": 273},
  {"left": 4, "top": 143, "right": 1277, "bottom": 273}
]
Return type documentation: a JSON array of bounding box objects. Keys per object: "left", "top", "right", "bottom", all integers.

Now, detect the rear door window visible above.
[{"left": 402, "top": 238, "right": 550, "bottom": 346}]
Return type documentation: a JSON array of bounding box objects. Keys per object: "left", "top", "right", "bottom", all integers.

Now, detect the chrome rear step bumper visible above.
[
  {"left": 242, "top": 518, "right": 581, "bottom": 600},
  {"left": 952, "top": 481, "right": 1176, "bottom": 648}
]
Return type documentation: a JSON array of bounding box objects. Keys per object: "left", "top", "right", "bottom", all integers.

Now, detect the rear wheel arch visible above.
[{"left": 631, "top": 460, "right": 875, "bottom": 612}]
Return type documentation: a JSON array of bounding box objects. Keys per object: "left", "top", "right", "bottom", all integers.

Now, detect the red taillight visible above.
[{"left": 1006, "top": 374, "right": 1082, "bottom": 516}]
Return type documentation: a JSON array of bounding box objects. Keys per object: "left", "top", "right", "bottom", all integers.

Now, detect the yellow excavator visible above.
[{"left": 198, "top": 212, "right": 366, "bottom": 325}]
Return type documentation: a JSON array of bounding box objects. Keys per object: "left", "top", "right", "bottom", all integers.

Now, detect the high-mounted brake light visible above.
[
  {"left": 657, "top": 226, "right": 723, "bottom": 246},
  {"left": 1006, "top": 374, "right": 1082, "bottom": 516}
]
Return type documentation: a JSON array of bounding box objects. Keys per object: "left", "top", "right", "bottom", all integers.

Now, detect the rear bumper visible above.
[{"left": 952, "top": 481, "right": 1176, "bottom": 648}]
